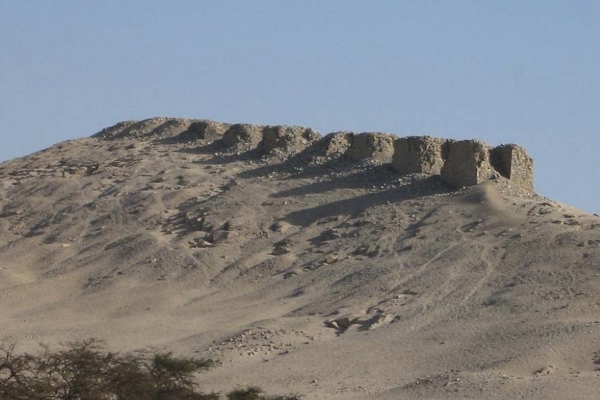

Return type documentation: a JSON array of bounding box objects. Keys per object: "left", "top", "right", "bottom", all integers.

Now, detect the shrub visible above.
[
  {"left": 0, "top": 339, "right": 299, "bottom": 400},
  {"left": 0, "top": 339, "right": 217, "bottom": 400}
]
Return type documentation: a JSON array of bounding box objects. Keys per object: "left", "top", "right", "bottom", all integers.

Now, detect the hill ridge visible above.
[{"left": 1, "top": 117, "right": 599, "bottom": 399}]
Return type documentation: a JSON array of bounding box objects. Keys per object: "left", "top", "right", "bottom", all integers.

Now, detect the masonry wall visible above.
[
  {"left": 93, "top": 117, "right": 535, "bottom": 192},
  {"left": 490, "top": 144, "right": 534, "bottom": 191},
  {"left": 392, "top": 136, "right": 445, "bottom": 174}
]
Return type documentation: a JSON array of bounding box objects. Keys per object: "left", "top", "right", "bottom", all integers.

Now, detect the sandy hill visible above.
[{"left": 1, "top": 117, "right": 599, "bottom": 399}]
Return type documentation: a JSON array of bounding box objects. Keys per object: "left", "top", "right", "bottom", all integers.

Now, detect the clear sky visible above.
[{"left": 1, "top": 1, "right": 598, "bottom": 213}]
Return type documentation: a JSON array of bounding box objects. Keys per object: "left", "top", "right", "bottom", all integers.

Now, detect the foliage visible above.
[
  {"left": 0, "top": 338, "right": 217, "bottom": 400},
  {"left": 0, "top": 339, "right": 300, "bottom": 400}
]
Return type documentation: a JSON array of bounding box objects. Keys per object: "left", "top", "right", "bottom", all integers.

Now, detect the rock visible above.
[
  {"left": 272, "top": 246, "right": 291, "bottom": 255},
  {"left": 324, "top": 254, "right": 339, "bottom": 264},
  {"left": 209, "top": 230, "right": 231, "bottom": 243},
  {"left": 535, "top": 365, "right": 556, "bottom": 375},
  {"left": 321, "top": 229, "right": 341, "bottom": 241},
  {"left": 270, "top": 221, "right": 292, "bottom": 233}
]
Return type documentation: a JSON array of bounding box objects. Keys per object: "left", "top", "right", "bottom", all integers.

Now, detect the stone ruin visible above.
[{"left": 93, "top": 117, "right": 534, "bottom": 191}]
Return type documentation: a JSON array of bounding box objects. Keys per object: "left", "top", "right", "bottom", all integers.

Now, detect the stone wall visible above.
[
  {"left": 440, "top": 140, "right": 495, "bottom": 188},
  {"left": 260, "top": 125, "right": 321, "bottom": 155},
  {"left": 490, "top": 144, "right": 534, "bottom": 191},
  {"left": 392, "top": 136, "right": 445, "bottom": 174},
  {"left": 222, "top": 124, "right": 265, "bottom": 150},
  {"left": 183, "top": 120, "right": 231, "bottom": 141},
  {"left": 345, "top": 133, "right": 396, "bottom": 163},
  {"left": 92, "top": 117, "right": 535, "bottom": 191},
  {"left": 319, "top": 132, "right": 354, "bottom": 157}
]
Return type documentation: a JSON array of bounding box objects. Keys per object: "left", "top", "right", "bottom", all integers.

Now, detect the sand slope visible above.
[{"left": 1, "top": 118, "right": 599, "bottom": 399}]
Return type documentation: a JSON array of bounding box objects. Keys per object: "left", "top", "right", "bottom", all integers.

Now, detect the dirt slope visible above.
[{"left": 1, "top": 117, "right": 599, "bottom": 399}]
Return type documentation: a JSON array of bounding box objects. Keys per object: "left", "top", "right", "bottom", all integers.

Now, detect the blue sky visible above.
[{"left": 1, "top": 1, "right": 598, "bottom": 213}]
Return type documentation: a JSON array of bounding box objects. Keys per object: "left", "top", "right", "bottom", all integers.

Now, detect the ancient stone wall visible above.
[
  {"left": 440, "top": 140, "right": 495, "bottom": 188},
  {"left": 91, "top": 117, "right": 535, "bottom": 191},
  {"left": 183, "top": 120, "right": 231, "bottom": 142},
  {"left": 345, "top": 133, "right": 396, "bottom": 163},
  {"left": 392, "top": 136, "right": 445, "bottom": 174},
  {"left": 260, "top": 125, "right": 321, "bottom": 154},
  {"left": 222, "top": 124, "right": 265, "bottom": 150},
  {"left": 490, "top": 144, "right": 534, "bottom": 191},
  {"left": 319, "top": 132, "right": 354, "bottom": 157}
]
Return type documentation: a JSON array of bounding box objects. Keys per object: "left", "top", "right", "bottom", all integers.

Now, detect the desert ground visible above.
[{"left": 1, "top": 117, "right": 599, "bottom": 399}]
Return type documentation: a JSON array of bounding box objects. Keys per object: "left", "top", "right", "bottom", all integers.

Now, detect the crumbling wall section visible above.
[
  {"left": 392, "top": 136, "right": 445, "bottom": 174},
  {"left": 182, "top": 120, "right": 231, "bottom": 142},
  {"left": 440, "top": 140, "right": 495, "bottom": 188},
  {"left": 318, "top": 132, "right": 354, "bottom": 157},
  {"left": 260, "top": 125, "right": 321, "bottom": 154},
  {"left": 92, "top": 117, "right": 534, "bottom": 191},
  {"left": 345, "top": 133, "right": 395, "bottom": 163},
  {"left": 490, "top": 144, "right": 534, "bottom": 191},
  {"left": 222, "top": 124, "right": 265, "bottom": 150}
]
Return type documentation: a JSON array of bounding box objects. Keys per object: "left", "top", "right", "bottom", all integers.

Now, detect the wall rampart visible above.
[{"left": 92, "top": 117, "right": 534, "bottom": 191}]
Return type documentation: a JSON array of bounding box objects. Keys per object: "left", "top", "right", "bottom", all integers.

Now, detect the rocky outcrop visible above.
[{"left": 92, "top": 117, "right": 534, "bottom": 191}]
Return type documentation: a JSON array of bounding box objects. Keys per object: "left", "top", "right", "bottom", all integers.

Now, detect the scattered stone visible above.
[
  {"left": 272, "top": 246, "right": 291, "bottom": 255},
  {"left": 324, "top": 253, "right": 339, "bottom": 264},
  {"left": 270, "top": 221, "right": 292, "bottom": 233},
  {"left": 320, "top": 229, "right": 341, "bottom": 241}
]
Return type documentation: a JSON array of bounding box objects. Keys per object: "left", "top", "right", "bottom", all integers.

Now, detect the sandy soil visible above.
[{"left": 1, "top": 118, "right": 600, "bottom": 399}]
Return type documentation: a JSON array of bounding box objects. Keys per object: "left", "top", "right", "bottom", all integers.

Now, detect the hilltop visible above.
[{"left": 1, "top": 117, "right": 599, "bottom": 399}]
